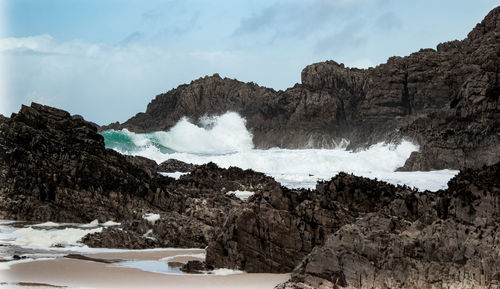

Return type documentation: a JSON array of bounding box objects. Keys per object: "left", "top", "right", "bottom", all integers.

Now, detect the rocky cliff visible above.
[
  {"left": 0, "top": 103, "right": 173, "bottom": 222},
  {"left": 206, "top": 163, "right": 500, "bottom": 289},
  {"left": 1, "top": 103, "right": 498, "bottom": 288},
  {"left": 107, "top": 6, "right": 500, "bottom": 171},
  {"left": 276, "top": 163, "right": 500, "bottom": 289}
]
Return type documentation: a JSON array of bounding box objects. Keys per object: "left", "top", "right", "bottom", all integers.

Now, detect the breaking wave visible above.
[{"left": 101, "top": 112, "right": 458, "bottom": 191}]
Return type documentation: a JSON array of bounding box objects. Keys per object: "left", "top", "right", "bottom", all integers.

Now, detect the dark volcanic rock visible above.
[
  {"left": 108, "top": 7, "right": 500, "bottom": 170},
  {"left": 82, "top": 163, "right": 281, "bottom": 249},
  {"left": 0, "top": 103, "right": 174, "bottom": 222},
  {"left": 181, "top": 260, "right": 208, "bottom": 273},
  {"left": 394, "top": 7, "right": 500, "bottom": 170},
  {"left": 277, "top": 162, "right": 500, "bottom": 289},
  {"left": 206, "top": 162, "right": 499, "bottom": 288},
  {"left": 1, "top": 103, "right": 284, "bottom": 250},
  {"left": 158, "top": 159, "right": 197, "bottom": 173},
  {"left": 205, "top": 174, "right": 414, "bottom": 273}
]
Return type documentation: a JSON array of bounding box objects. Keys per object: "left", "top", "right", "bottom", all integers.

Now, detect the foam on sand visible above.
[{"left": 9, "top": 226, "right": 102, "bottom": 249}]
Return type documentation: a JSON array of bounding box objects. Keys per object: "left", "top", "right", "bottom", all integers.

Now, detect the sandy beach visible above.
[{"left": 0, "top": 250, "right": 290, "bottom": 289}]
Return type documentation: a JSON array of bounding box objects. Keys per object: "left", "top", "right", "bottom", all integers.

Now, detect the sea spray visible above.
[
  {"left": 102, "top": 112, "right": 458, "bottom": 191},
  {"left": 102, "top": 112, "right": 253, "bottom": 155}
]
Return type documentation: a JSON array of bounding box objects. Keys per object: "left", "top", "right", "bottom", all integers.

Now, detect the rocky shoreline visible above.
[
  {"left": 1, "top": 6, "right": 500, "bottom": 289},
  {"left": 1, "top": 102, "right": 499, "bottom": 288},
  {"left": 102, "top": 7, "right": 500, "bottom": 171}
]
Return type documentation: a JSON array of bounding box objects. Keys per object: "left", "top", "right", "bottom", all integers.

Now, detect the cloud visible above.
[
  {"left": 375, "top": 11, "right": 403, "bottom": 31},
  {"left": 120, "top": 31, "right": 144, "bottom": 45},
  {"left": 0, "top": 34, "right": 102, "bottom": 57},
  {"left": 230, "top": 0, "right": 391, "bottom": 48},
  {"left": 232, "top": 1, "right": 341, "bottom": 41},
  {"left": 1, "top": 34, "right": 302, "bottom": 124},
  {"left": 314, "top": 21, "right": 366, "bottom": 54},
  {"left": 0, "top": 34, "right": 55, "bottom": 53}
]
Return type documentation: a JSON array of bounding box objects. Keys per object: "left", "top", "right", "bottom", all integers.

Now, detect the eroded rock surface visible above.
[
  {"left": 277, "top": 163, "right": 500, "bottom": 289},
  {"left": 0, "top": 103, "right": 277, "bottom": 249},
  {"left": 0, "top": 103, "right": 173, "bottom": 223}
]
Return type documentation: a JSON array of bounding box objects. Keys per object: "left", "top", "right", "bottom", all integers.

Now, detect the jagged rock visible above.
[
  {"left": 158, "top": 159, "right": 197, "bottom": 173},
  {"left": 0, "top": 103, "right": 174, "bottom": 222},
  {"left": 205, "top": 174, "right": 414, "bottom": 273},
  {"left": 125, "top": 155, "right": 159, "bottom": 177},
  {"left": 181, "top": 260, "right": 208, "bottom": 273},
  {"left": 83, "top": 163, "right": 282, "bottom": 249},
  {"left": 1, "top": 103, "right": 289, "bottom": 250},
  {"left": 276, "top": 162, "right": 500, "bottom": 289},
  {"left": 107, "top": 7, "right": 500, "bottom": 170}
]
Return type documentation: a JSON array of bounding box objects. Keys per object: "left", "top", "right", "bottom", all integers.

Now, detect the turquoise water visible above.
[
  {"left": 101, "top": 129, "right": 176, "bottom": 154},
  {"left": 100, "top": 112, "right": 458, "bottom": 191}
]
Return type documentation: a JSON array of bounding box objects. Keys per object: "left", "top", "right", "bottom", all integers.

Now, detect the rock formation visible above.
[
  {"left": 205, "top": 162, "right": 499, "bottom": 288},
  {"left": 105, "top": 7, "right": 500, "bottom": 171},
  {"left": 1, "top": 103, "right": 498, "bottom": 288},
  {"left": 0, "top": 103, "right": 173, "bottom": 222},
  {"left": 276, "top": 162, "right": 500, "bottom": 289},
  {"left": 158, "top": 159, "right": 197, "bottom": 172},
  {"left": 0, "top": 103, "right": 277, "bottom": 248}
]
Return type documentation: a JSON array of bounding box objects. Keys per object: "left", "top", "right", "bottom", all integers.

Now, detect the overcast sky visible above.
[{"left": 0, "top": 0, "right": 498, "bottom": 124}]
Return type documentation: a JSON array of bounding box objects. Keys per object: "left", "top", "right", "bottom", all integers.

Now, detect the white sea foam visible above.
[
  {"left": 159, "top": 171, "right": 189, "bottom": 179},
  {"left": 103, "top": 112, "right": 459, "bottom": 191},
  {"left": 31, "top": 221, "right": 62, "bottom": 227},
  {"left": 9, "top": 226, "right": 102, "bottom": 249},
  {"left": 143, "top": 213, "right": 160, "bottom": 225},
  {"left": 209, "top": 268, "right": 245, "bottom": 275},
  {"left": 159, "top": 253, "right": 206, "bottom": 262},
  {"left": 153, "top": 112, "right": 254, "bottom": 154},
  {"left": 0, "top": 257, "right": 56, "bottom": 270},
  {"left": 79, "top": 219, "right": 99, "bottom": 228},
  {"left": 102, "top": 220, "right": 121, "bottom": 227},
  {"left": 227, "top": 190, "right": 255, "bottom": 200}
]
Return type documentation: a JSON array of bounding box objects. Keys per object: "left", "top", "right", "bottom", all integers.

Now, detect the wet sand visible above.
[
  {"left": 87, "top": 248, "right": 205, "bottom": 261},
  {"left": 0, "top": 252, "right": 289, "bottom": 289}
]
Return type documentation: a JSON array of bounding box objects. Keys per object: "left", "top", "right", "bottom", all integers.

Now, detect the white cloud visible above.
[{"left": 1, "top": 34, "right": 305, "bottom": 124}]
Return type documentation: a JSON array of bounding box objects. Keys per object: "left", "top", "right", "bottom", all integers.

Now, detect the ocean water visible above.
[
  {"left": 102, "top": 112, "right": 458, "bottom": 192},
  {"left": 0, "top": 220, "right": 244, "bottom": 277}
]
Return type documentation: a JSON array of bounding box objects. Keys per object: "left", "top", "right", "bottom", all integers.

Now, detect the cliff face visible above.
[
  {"left": 206, "top": 161, "right": 500, "bottom": 289},
  {"left": 275, "top": 163, "right": 500, "bottom": 289},
  {"left": 108, "top": 7, "right": 500, "bottom": 170}
]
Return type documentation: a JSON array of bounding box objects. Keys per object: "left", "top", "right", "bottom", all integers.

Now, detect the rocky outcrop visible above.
[
  {"left": 83, "top": 163, "right": 282, "bottom": 249},
  {"left": 158, "top": 159, "right": 197, "bottom": 173},
  {"left": 277, "top": 162, "right": 500, "bottom": 289},
  {"left": 0, "top": 103, "right": 174, "bottom": 222},
  {"left": 394, "top": 7, "right": 500, "bottom": 170},
  {"left": 106, "top": 7, "right": 500, "bottom": 170},
  {"left": 203, "top": 160, "right": 499, "bottom": 288},
  {"left": 0, "top": 103, "right": 278, "bottom": 249},
  {"left": 205, "top": 174, "right": 419, "bottom": 273}
]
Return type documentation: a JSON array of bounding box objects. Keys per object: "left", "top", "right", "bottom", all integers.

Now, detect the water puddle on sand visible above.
[
  {"left": 0, "top": 282, "right": 68, "bottom": 288},
  {"left": 0, "top": 220, "right": 243, "bottom": 278}
]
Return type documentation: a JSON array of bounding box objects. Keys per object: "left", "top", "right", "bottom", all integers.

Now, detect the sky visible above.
[{"left": 0, "top": 0, "right": 498, "bottom": 124}]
